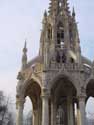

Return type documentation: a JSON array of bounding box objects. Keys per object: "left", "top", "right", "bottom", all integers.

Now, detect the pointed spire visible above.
[
  {"left": 48, "top": 0, "right": 59, "bottom": 16},
  {"left": 64, "top": 0, "right": 68, "bottom": 6},
  {"left": 48, "top": 0, "right": 53, "bottom": 15},
  {"left": 48, "top": 0, "right": 70, "bottom": 16},
  {"left": 23, "top": 40, "right": 27, "bottom": 54},
  {"left": 64, "top": 0, "right": 71, "bottom": 16},
  {"left": 44, "top": 10, "right": 47, "bottom": 17},
  {"left": 72, "top": 7, "right": 75, "bottom": 17},
  {"left": 42, "top": 10, "right": 48, "bottom": 25},
  {"left": 22, "top": 40, "right": 27, "bottom": 69}
]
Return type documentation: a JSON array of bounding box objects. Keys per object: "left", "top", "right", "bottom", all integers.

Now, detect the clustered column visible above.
[
  {"left": 51, "top": 99, "right": 54, "bottom": 125},
  {"left": 67, "top": 96, "right": 74, "bottom": 125},
  {"left": 16, "top": 97, "right": 25, "bottom": 125},
  {"left": 76, "top": 95, "right": 86, "bottom": 125},
  {"left": 33, "top": 109, "right": 38, "bottom": 125},
  {"left": 78, "top": 95, "right": 86, "bottom": 125},
  {"left": 41, "top": 87, "right": 50, "bottom": 125}
]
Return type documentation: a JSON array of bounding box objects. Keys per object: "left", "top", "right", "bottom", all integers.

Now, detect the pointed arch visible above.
[
  {"left": 17, "top": 73, "right": 42, "bottom": 106},
  {"left": 48, "top": 23, "right": 52, "bottom": 40},
  {"left": 49, "top": 71, "right": 78, "bottom": 95},
  {"left": 85, "top": 75, "right": 94, "bottom": 88},
  {"left": 49, "top": 71, "right": 77, "bottom": 125},
  {"left": 56, "top": 21, "right": 64, "bottom": 47},
  {"left": 86, "top": 76, "right": 94, "bottom": 98}
]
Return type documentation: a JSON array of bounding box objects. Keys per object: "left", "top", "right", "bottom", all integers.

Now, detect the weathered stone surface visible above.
[{"left": 16, "top": 0, "right": 94, "bottom": 125}]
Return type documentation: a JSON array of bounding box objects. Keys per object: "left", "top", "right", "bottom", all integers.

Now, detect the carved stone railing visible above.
[
  {"left": 49, "top": 62, "right": 82, "bottom": 72},
  {"left": 30, "top": 61, "right": 91, "bottom": 75}
]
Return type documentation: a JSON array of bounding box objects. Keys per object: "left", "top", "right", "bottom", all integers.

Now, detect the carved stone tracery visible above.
[{"left": 16, "top": 0, "right": 94, "bottom": 125}]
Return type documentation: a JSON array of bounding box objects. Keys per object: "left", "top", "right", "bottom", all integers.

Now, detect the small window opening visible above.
[
  {"left": 57, "top": 30, "right": 64, "bottom": 47},
  {"left": 57, "top": 22, "right": 64, "bottom": 47},
  {"left": 70, "top": 58, "right": 74, "bottom": 63},
  {"left": 60, "top": 41, "right": 64, "bottom": 49},
  {"left": 56, "top": 52, "right": 66, "bottom": 63},
  {"left": 48, "top": 27, "right": 52, "bottom": 40},
  {"left": 56, "top": 52, "right": 60, "bottom": 63},
  {"left": 69, "top": 24, "right": 73, "bottom": 42},
  {"left": 59, "top": 2, "right": 62, "bottom": 8},
  {"left": 62, "top": 53, "right": 66, "bottom": 63}
]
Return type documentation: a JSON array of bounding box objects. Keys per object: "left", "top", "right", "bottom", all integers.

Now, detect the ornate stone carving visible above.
[
  {"left": 16, "top": 1, "right": 93, "bottom": 125},
  {"left": 17, "top": 72, "right": 24, "bottom": 80}
]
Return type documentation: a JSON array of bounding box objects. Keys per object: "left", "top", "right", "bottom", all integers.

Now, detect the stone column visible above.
[
  {"left": 33, "top": 110, "right": 38, "bottom": 125},
  {"left": 38, "top": 100, "right": 42, "bottom": 125},
  {"left": 77, "top": 102, "right": 81, "bottom": 125},
  {"left": 41, "top": 88, "right": 50, "bottom": 125},
  {"left": 51, "top": 99, "right": 54, "bottom": 125},
  {"left": 78, "top": 96, "right": 86, "bottom": 125},
  {"left": 16, "top": 98, "right": 25, "bottom": 125},
  {"left": 73, "top": 102, "right": 76, "bottom": 125},
  {"left": 67, "top": 97, "right": 74, "bottom": 125},
  {"left": 53, "top": 100, "right": 57, "bottom": 125}
]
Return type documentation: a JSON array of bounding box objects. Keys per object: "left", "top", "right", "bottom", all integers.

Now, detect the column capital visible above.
[
  {"left": 78, "top": 95, "right": 86, "bottom": 125},
  {"left": 41, "top": 87, "right": 50, "bottom": 99},
  {"left": 16, "top": 97, "right": 25, "bottom": 125},
  {"left": 41, "top": 87, "right": 50, "bottom": 125},
  {"left": 78, "top": 94, "right": 86, "bottom": 102},
  {"left": 16, "top": 97, "right": 25, "bottom": 109}
]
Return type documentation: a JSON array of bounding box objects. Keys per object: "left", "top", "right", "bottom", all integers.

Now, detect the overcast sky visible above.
[{"left": 0, "top": 0, "right": 94, "bottom": 114}]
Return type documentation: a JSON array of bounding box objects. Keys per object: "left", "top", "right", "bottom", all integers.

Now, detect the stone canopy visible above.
[{"left": 16, "top": 0, "right": 94, "bottom": 125}]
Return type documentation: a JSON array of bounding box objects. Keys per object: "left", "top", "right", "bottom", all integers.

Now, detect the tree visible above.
[
  {"left": 0, "top": 91, "right": 15, "bottom": 125},
  {"left": 7, "top": 113, "right": 14, "bottom": 125},
  {"left": 24, "top": 110, "right": 32, "bottom": 125}
]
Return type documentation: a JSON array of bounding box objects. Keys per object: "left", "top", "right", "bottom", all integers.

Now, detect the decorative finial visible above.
[
  {"left": 72, "top": 7, "right": 75, "bottom": 17},
  {"left": 23, "top": 40, "right": 27, "bottom": 53},
  {"left": 22, "top": 40, "right": 28, "bottom": 69},
  {"left": 42, "top": 10, "right": 47, "bottom": 24},
  {"left": 44, "top": 10, "right": 47, "bottom": 17}
]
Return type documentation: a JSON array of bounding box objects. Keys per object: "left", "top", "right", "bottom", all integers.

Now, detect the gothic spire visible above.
[
  {"left": 42, "top": 10, "right": 47, "bottom": 24},
  {"left": 22, "top": 40, "right": 27, "bottom": 69},
  {"left": 48, "top": 0, "right": 70, "bottom": 16},
  {"left": 44, "top": 10, "right": 47, "bottom": 17},
  {"left": 48, "top": 0, "right": 57, "bottom": 16},
  {"left": 72, "top": 7, "right": 76, "bottom": 19}
]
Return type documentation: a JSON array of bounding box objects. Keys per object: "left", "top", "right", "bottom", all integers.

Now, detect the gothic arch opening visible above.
[
  {"left": 86, "top": 79, "right": 94, "bottom": 123},
  {"left": 48, "top": 24, "right": 52, "bottom": 40},
  {"left": 51, "top": 76, "right": 77, "bottom": 125},
  {"left": 56, "top": 22, "right": 67, "bottom": 64},
  {"left": 23, "top": 97, "right": 32, "bottom": 125},
  {"left": 58, "top": 1, "right": 63, "bottom": 15},
  {"left": 86, "top": 97, "right": 94, "bottom": 123},
  {"left": 86, "top": 79, "right": 94, "bottom": 97},
  {"left": 24, "top": 80, "right": 42, "bottom": 125},
  {"left": 57, "top": 22, "right": 64, "bottom": 47}
]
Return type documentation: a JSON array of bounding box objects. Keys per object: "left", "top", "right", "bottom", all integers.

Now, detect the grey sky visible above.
[{"left": 0, "top": 0, "right": 94, "bottom": 114}]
